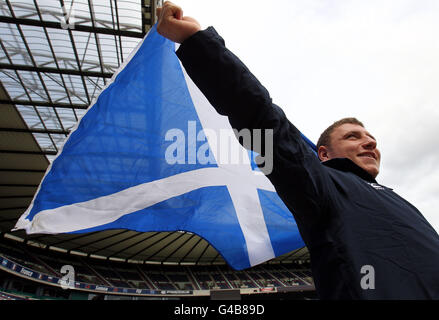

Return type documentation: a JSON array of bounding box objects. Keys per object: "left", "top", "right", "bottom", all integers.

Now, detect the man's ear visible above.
[{"left": 318, "top": 145, "right": 330, "bottom": 162}]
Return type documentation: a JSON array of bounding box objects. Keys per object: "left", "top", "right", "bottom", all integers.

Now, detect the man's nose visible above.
[{"left": 362, "top": 136, "right": 377, "bottom": 150}]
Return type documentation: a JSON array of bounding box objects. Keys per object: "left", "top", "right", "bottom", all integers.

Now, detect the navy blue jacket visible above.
[{"left": 176, "top": 27, "right": 439, "bottom": 299}]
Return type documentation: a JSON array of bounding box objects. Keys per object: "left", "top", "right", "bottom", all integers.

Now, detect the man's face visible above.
[{"left": 318, "top": 123, "right": 381, "bottom": 178}]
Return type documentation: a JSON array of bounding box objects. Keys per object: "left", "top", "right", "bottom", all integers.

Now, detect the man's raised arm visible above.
[
  {"left": 157, "top": 1, "right": 273, "bottom": 132},
  {"left": 156, "top": 2, "right": 332, "bottom": 228}
]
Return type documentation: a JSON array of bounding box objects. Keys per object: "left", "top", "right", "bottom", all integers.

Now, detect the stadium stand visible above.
[{"left": 0, "top": 235, "right": 315, "bottom": 300}]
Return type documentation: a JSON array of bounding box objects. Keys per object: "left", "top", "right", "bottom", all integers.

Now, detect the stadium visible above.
[{"left": 0, "top": 0, "right": 316, "bottom": 301}]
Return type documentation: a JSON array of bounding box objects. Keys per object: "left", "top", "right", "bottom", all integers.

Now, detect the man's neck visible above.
[{"left": 322, "top": 158, "right": 377, "bottom": 183}]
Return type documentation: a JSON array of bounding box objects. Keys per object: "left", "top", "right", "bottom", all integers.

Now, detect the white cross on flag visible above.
[{"left": 13, "top": 25, "right": 307, "bottom": 270}]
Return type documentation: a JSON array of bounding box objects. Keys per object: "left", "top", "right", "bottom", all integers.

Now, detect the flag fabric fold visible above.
[{"left": 13, "top": 25, "right": 310, "bottom": 270}]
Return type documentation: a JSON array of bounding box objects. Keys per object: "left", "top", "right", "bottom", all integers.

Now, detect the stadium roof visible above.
[{"left": 0, "top": 0, "right": 309, "bottom": 267}]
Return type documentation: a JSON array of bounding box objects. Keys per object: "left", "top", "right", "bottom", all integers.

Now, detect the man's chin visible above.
[{"left": 362, "top": 165, "right": 379, "bottom": 178}]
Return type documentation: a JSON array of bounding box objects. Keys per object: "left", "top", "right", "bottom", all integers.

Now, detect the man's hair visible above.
[{"left": 316, "top": 117, "right": 364, "bottom": 150}]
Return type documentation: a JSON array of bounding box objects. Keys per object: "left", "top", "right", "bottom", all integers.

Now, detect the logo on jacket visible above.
[{"left": 366, "top": 182, "right": 385, "bottom": 190}]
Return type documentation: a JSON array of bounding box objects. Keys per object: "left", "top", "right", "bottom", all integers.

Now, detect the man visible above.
[{"left": 156, "top": 2, "right": 439, "bottom": 299}]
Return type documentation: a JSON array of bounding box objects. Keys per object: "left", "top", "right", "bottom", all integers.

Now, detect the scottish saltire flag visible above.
[{"left": 13, "top": 25, "right": 312, "bottom": 270}]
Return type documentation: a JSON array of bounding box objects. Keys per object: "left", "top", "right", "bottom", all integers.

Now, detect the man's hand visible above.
[{"left": 156, "top": 1, "right": 201, "bottom": 43}]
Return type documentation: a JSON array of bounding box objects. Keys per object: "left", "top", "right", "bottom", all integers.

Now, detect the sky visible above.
[{"left": 176, "top": 0, "right": 439, "bottom": 232}]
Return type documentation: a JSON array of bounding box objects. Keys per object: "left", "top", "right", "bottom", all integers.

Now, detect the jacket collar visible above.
[{"left": 322, "top": 158, "right": 377, "bottom": 183}]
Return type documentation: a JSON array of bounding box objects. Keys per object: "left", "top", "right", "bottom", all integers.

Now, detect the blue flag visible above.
[{"left": 13, "top": 25, "right": 310, "bottom": 270}]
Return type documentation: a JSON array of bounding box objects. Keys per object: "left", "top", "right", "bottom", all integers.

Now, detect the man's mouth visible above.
[{"left": 358, "top": 152, "right": 376, "bottom": 160}]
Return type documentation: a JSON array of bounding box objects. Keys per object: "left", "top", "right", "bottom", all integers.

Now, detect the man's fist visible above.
[{"left": 156, "top": 1, "right": 201, "bottom": 43}]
